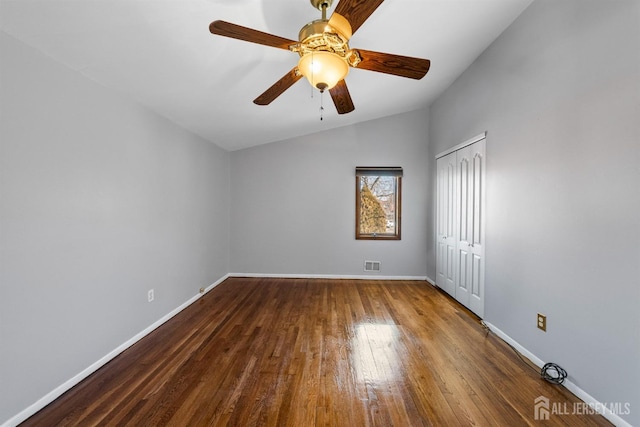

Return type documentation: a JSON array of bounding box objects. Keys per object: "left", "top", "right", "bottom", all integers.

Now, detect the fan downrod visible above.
[{"left": 310, "top": 0, "right": 333, "bottom": 11}]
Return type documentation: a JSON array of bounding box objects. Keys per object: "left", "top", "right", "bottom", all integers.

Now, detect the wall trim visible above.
[
  {"left": 484, "top": 322, "right": 632, "bottom": 427},
  {"left": 228, "top": 272, "right": 428, "bottom": 281},
  {"left": 2, "top": 274, "right": 230, "bottom": 427},
  {"left": 435, "top": 131, "right": 487, "bottom": 159}
]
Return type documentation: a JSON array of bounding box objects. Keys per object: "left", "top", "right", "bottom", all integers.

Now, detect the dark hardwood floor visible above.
[{"left": 22, "top": 278, "right": 611, "bottom": 426}]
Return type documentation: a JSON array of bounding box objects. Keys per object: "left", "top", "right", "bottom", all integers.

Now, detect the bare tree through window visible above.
[{"left": 355, "top": 167, "right": 402, "bottom": 240}]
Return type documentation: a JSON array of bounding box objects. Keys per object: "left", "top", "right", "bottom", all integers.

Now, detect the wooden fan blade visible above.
[
  {"left": 331, "top": 0, "right": 385, "bottom": 35},
  {"left": 329, "top": 80, "right": 355, "bottom": 114},
  {"left": 209, "top": 20, "right": 296, "bottom": 50},
  {"left": 254, "top": 68, "right": 303, "bottom": 105},
  {"left": 355, "top": 49, "right": 431, "bottom": 80}
]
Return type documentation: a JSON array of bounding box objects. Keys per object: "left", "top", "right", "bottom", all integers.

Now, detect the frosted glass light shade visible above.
[{"left": 298, "top": 51, "right": 349, "bottom": 92}]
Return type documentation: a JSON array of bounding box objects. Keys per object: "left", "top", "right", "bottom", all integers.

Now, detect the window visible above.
[{"left": 355, "top": 167, "right": 402, "bottom": 240}]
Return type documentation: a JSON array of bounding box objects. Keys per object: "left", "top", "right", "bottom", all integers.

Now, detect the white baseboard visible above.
[
  {"left": 425, "top": 276, "right": 436, "bottom": 286},
  {"left": 228, "top": 272, "right": 428, "bottom": 281},
  {"left": 483, "top": 321, "right": 632, "bottom": 427},
  {"left": 2, "top": 274, "right": 229, "bottom": 427}
]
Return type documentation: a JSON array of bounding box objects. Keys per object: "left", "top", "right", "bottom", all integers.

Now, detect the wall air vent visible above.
[{"left": 364, "top": 261, "right": 381, "bottom": 272}]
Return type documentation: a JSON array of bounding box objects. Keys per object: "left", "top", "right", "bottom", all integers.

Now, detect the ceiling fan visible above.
[{"left": 209, "top": 0, "right": 431, "bottom": 115}]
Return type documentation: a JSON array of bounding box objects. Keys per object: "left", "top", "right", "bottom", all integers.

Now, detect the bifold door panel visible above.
[{"left": 436, "top": 136, "right": 485, "bottom": 318}]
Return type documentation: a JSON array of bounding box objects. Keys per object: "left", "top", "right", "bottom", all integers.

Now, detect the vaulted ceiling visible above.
[{"left": 1, "top": 0, "right": 533, "bottom": 150}]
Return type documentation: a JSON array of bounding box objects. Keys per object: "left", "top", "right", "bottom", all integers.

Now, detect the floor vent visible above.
[{"left": 364, "top": 261, "right": 381, "bottom": 272}]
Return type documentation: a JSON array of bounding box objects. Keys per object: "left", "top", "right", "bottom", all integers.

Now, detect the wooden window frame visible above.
[{"left": 355, "top": 167, "right": 402, "bottom": 240}]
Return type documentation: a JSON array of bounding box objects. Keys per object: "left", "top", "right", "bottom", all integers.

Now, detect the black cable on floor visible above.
[
  {"left": 480, "top": 320, "right": 568, "bottom": 384},
  {"left": 541, "top": 362, "right": 567, "bottom": 384}
]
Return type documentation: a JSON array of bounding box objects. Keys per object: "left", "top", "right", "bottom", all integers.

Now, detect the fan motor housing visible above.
[
  {"left": 298, "top": 19, "right": 349, "bottom": 55},
  {"left": 295, "top": 20, "right": 361, "bottom": 68}
]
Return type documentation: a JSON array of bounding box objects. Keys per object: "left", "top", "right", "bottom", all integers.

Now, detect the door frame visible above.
[
  {"left": 435, "top": 132, "right": 486, "bottom": 318},
  {"left": 435, "top": 132, "right": 487, "bottom": 159}
]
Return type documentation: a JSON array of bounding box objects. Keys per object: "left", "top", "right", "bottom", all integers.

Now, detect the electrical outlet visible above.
[
  {"left": 148, "top": 289, "right": 154, "bottom": 302},
  {"left": 537, "top": 313, "right": 546, "bottom": 331}
]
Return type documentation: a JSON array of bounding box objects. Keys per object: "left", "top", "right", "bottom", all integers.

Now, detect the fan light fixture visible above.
[
  {"left": 209, "top": 0, "right": 431, "bottom": 115},
  {"left": 298, "top": 51, "right": 349, "bottom": 92},
  {"left": 294, "top": 0, "right": 352, "bottom": 93}
]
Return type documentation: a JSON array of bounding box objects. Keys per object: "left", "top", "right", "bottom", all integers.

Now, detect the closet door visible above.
[
  {"left": 435, "top": 135, "right": 485, "bottom": 318},
  {"left": 466, "top": 139, "right": 485, "bottom": 317},
  {"left": 455, "top": 144, "right": 472, "bottom": 307},
  {"left": 455, "top": 140, "right": 485, "bottom": 317},
  {"left": 435, "top": 152, "right": 457, "bottom": 297}
]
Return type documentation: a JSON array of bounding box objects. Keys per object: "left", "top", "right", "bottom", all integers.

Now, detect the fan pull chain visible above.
[
  {"left": 320, "top": 91, "right": 324, "bottom": 121},
  {"left": 310, "top": 51, "right": 315, "bottom": 99}
]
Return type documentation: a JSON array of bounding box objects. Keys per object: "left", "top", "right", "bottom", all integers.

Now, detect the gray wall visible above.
[
  {"left": 229, "top": 109, "right": 430, "bottom": 278},
  {"left": 0, "top": 33, "right": 230, "bottom": 423},
  {"left": 428, "top": 0, "right": 640, "bottom": 424},
  {"left": 3, "top": 0, "right": 639, "bottom": 424}
]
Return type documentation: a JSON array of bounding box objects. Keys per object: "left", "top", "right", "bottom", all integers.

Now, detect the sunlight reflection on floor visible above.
[{"left": 352, "top": 323, "right": 402, "bottom": 385}]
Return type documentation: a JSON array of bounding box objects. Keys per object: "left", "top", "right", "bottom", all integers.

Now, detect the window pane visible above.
[{"left": 358, "top": 175, "right": 398, "bottom": 237}]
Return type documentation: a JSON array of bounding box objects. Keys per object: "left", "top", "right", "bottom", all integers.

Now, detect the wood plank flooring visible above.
[{"left": 21, "top": 278, "right": 611, "bottom": 426}]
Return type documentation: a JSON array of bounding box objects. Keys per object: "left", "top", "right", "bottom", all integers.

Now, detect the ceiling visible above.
[{"left": 0, "top": 0, "right": 533, "bottom": 151}]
